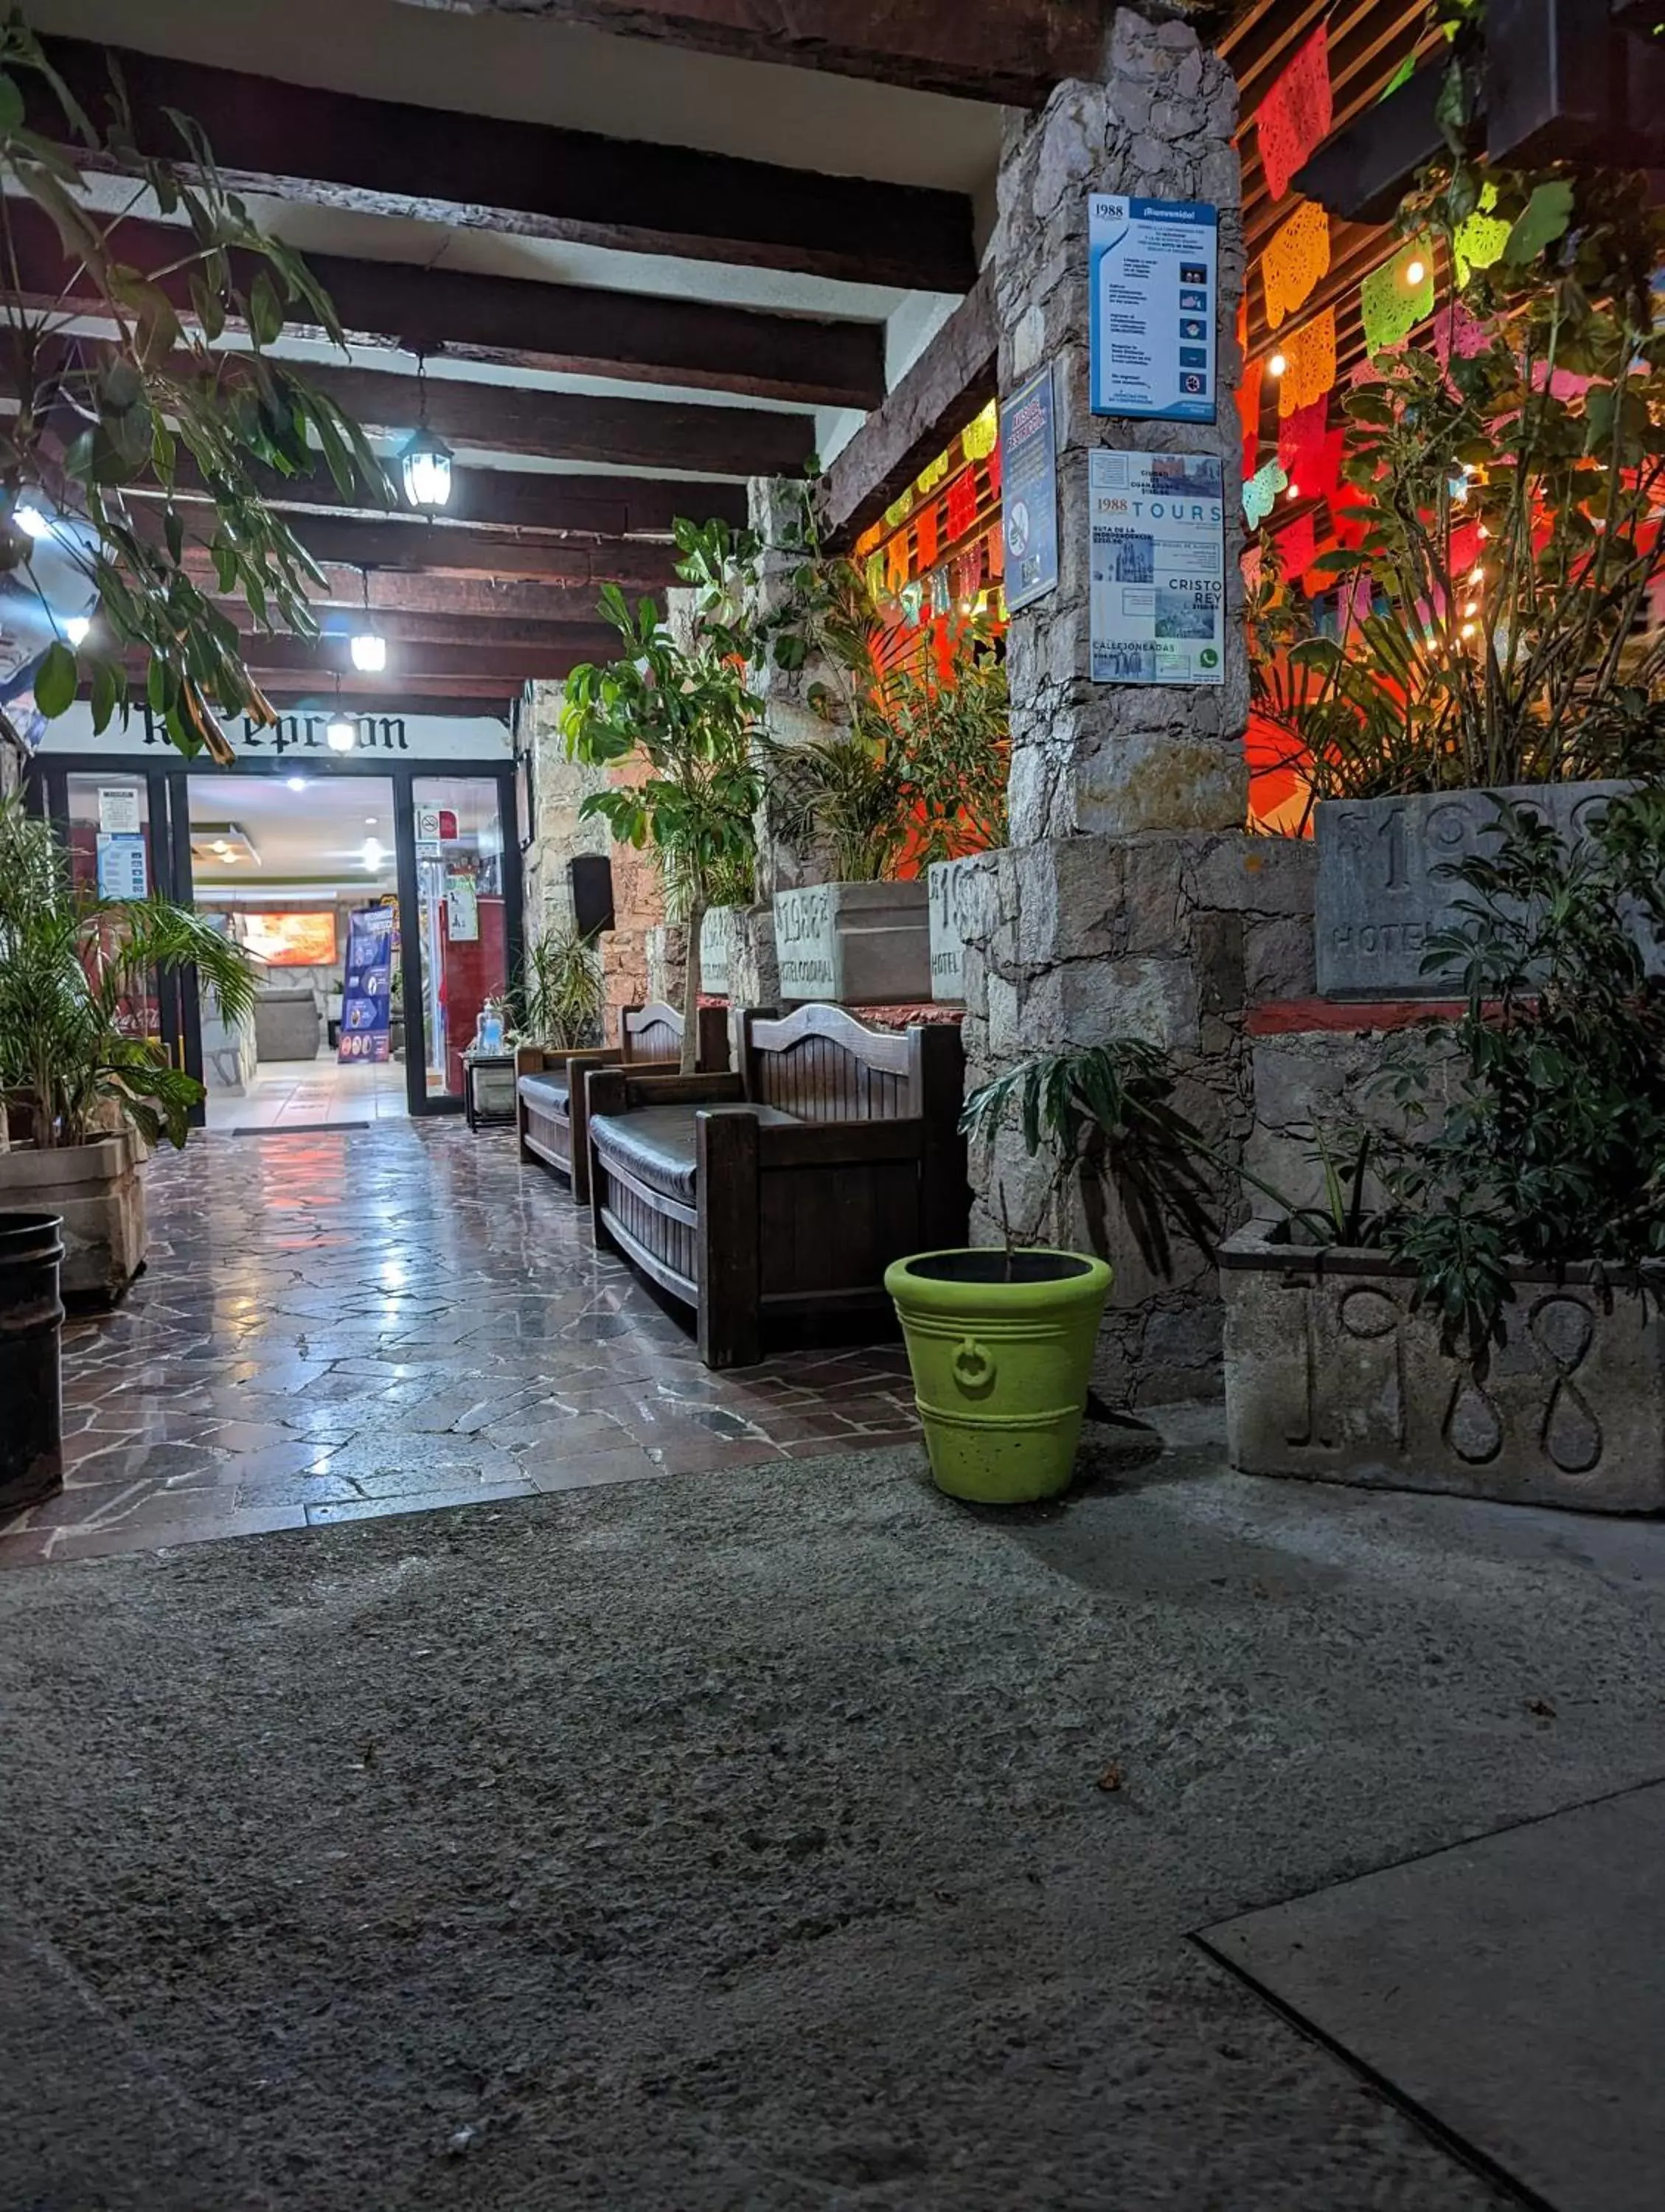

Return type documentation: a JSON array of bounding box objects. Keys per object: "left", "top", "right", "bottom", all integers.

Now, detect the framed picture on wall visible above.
[{"left": 241, "top": 911, "right": 339, "bottom": 967}]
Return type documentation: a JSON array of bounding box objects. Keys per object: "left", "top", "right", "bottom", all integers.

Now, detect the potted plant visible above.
[
  {"left": 515, "top": 920, "right": 605, "bottom": 1054},
  {"left": 755, "top": 487, "right": 1010, "bottom": 1008},
  {"left": 886, "top": 1039, "right": 1220, "bottom": 1504},
  {"left": 0, "top": 13, "right": 383, "bottom": 759},
  {"left": 0, "top": 796, "right": 257, "bottom": 1298},
  {"left": 1249, "top": 116, "right": 1665, "bottom": 992},
  {"left": 1223, "top": 787, "right": 1665, "bottom": 1509},
  {"left": 561, "top": 532, "right": 764, "bottom": 1072}
]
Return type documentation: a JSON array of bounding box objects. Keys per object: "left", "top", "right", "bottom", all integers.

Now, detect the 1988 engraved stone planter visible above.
[
  {"left": 1220, "top": 1222, "right": 1665, "bottom": 1512},
  {"left": 1314, "top": 782, "right": 1641, "bottom": 999},
  {"left": 773, "top": 881, "right": 930, "bottom": 1005}
]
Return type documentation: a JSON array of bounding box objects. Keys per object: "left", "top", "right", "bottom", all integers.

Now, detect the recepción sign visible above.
[
  {"left": 998, "top": 366, "right": 1059, "bottom": 613},
  {"left": 1088, "top": 449, "right": 1226, "bottom": 686},
  {"left": 1089, "top": 196, "right": 1219, "bottom": 423}
]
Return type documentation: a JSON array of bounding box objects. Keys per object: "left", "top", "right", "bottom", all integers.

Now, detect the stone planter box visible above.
[
  {"left": 698, "top": 907, "right": 733, "bottom": 998},
  {"left": 773, "top": 880, "right": 930, "bottom": 1006},
  {"left": 1314, "top": 782, "right": 1640, "bottom": 999},
  {"left": 0, "top": 1135, "right": 146, "bottom": 1302},
  {"left": 927, "top": 856, "right": 984, "bottom": 1004},
  {"left": 1220, "top": 1221, "right": 1665, "bottom": 1512}
]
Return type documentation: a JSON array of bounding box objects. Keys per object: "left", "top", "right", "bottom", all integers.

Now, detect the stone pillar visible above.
[{"left": 962, "top": 10, "right": 1310, "bottom": 1406}]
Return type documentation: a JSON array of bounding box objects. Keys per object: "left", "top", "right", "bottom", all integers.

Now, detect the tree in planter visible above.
[
  {"left": 748, "top": 481, "right": 1010, "bottom": 879},
  {"left": 0, "top": 13, "right": 383, "bottom": 759},
  {"left": 0, "top": 795, "right": 257, "bottom": 1145},
  {"left": 561, "top": 541, "right": 764, "bottom": 1072}
]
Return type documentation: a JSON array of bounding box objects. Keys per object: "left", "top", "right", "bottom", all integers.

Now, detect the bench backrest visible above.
[
  {"left": 738, "top": 1003, "right": 962, "bottom": 1126},
  {"left": 620, "top": 1001, "right": 729, "bottom": 1070}
]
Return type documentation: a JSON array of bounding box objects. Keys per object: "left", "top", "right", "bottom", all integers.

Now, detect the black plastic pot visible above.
[{"left": 0, "top": 1208, "right": 66, "bottom": 1518}]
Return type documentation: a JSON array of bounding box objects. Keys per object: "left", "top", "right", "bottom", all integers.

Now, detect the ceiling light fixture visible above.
[
  {"left": 350, "top": 566, "right": 387, "bottom": 672},
  {"left": 362, "top": 837, "right": 385, "bottom": 872},
  {"left": 286, "top": 775, "right": 307, "bottom": 792},
  {"left": 400, "top": 355, "right": 453, "bottom": 512},
  {"left": 326, "top": 672, "right": 357, "bottom": 754},
  {"left": 62, "top": 615, "right": 90, "bottom": 646},
  {"left": 13, "top": 503, "right": 49, "bottom": 540}
]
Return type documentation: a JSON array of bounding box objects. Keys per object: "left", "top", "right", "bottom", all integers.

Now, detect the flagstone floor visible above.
[{"left": 0, "top": 1121, "right": 920, "bottom": 1569}]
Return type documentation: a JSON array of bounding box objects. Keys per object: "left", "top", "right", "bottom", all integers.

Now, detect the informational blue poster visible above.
[
  {"left": 1088, "top": 196, "right": 1219, "bottom": 422},
  {"left": 1089, "top": 450, "right": 1226, "bottom": 686},
  {"left": 998, "top": 366, "right": 1060, "bottom": 613},
  {"left": 338, "top": 904, "right": 395, "bottom": 1064},
  {"left": 95, "top": 831, "right": 147, "bottom": 899}
]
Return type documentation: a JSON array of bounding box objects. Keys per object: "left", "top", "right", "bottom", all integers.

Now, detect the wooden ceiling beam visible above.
[
  {"left": 131, "top": 456, "right": 744, "bottom": 538},
  {"left": 402, "top": 0, "right": 1109, "bottom": 106},
  {"left": 235, "top": 359, "right": 814, "bottom": 479},
  {"left": 178, "top": 514, "right": 689, "bottom": 585},
  {"left": 819, "top": 271, "right": 996, "bottom": 542},
  {"left": 0, "top": 199, "right": 883, "bottom": 411},
  {"left": 268, "top": 566, "right": 647, "bottom": 624},
  {"left": 122, "top": 635, "right": 611, "bottom": 684},
  {"left": 35, "top": 35, "right": 976, "bottom": 293},
  {"left": 219, "top": 606, "right": 623, "bottom": 650}
]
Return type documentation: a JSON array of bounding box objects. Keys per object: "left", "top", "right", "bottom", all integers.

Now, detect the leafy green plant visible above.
[
  {"left": 752, "top": 481, "right": 1009, "bottom": 876},
  {"left": 959, "top": 1039, "right": 1358, "bottom": 1281},
  {"left": 1250, "top": 97, "right": 1665, "bottom": 808},
  {"left": 0, "top": 795, "right": 257, "bottom": 1147},
  {"left": 515, "top": 921, "right": 604, "bottom": 1052},
  {"left": 0, "top": 10, "right": 383, "bottom": 759},
  {"left": 561, "top": 526, "right": 765, "bottom": 1070},
  {"left": 1372, "top": 790, "right": 1665, "bottom": 1352}
]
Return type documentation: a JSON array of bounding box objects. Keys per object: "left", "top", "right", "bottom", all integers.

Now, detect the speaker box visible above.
[{"left": 569, "top": 853, "right": 615, "bottom": 939}]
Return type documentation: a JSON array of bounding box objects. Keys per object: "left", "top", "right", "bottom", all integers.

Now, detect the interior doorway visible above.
[{"left": 185, "top": 773, "right": 406, "bottom": 1132}]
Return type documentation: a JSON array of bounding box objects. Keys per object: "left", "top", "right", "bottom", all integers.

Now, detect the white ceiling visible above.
[
  {"left": 21, "top": 0, "right": 1002, "bottom": 191},
  {"left": 186, "top": 770, "right": 400, "bottom": 888}
]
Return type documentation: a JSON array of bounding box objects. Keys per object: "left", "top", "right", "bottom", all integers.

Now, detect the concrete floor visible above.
[{"left": 6, "top": 1427, "right": 1665, "bottom": 2210}]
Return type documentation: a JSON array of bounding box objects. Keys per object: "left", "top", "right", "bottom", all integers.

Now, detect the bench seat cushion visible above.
[
  {"left": 518, "top": 1071, "right": 571, "bottom": 1115},
  {"left": 590, "top": 1103, "right": 799, "bottom": 1205}
]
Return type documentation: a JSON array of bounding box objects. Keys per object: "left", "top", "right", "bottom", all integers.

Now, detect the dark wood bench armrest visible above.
[
  {"left": 515, "top": 1044, "right": 546, "bottom": 1076},
  {"left": 615, "top": 1071, "right": 747, "bottom": 1109},
  {"left": 754, "top": 1117, "right": 925, "bottom": 1169}
]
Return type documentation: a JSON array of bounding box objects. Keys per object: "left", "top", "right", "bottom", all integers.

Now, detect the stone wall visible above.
[
  {"left": 960, "top": 833, "right": 1317, "bottom": 1406},
  {"left": 959, "top": 9, "right": 1259, "bottom": 1406},
  {"left": 518, "top": 680, "right": 662, "bottom": 1032}
]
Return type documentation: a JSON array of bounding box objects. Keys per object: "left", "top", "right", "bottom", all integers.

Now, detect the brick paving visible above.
[{"left": 0, "top": 1121, "right": 920, "bottom": 1568}]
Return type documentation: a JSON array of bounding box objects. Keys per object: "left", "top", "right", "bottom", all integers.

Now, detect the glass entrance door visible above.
[{"left": 406, "top": 776, "right": 510, "bottom": 1105}]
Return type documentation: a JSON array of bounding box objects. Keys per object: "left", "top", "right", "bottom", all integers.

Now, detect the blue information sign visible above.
[
  {"left": 1088, "top": 195, "right": 1219, "bottom": 423},
  {"left": 999, "top": 366, "right": 1060, "bottom": 614},
  {"left": 338, "top": 905, "right": 395, "bottom": 1065}
]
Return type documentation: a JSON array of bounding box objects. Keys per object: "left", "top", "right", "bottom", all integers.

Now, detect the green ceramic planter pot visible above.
[{"left": 885, "top": 1248, "right": 1113, "bottom": 1504}]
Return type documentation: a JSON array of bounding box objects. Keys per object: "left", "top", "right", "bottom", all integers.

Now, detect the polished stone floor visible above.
[{"left": 0, "top": 1122, "right": 920, "bottom": 1568}]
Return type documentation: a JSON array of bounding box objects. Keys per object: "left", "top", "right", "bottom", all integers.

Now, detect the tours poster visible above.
[
  {"left": 338, "top": 904, "right": 395, "bottom": 1063},
  {"left": 1088, "top": 449, "right": 1226, "bottom": 686}
]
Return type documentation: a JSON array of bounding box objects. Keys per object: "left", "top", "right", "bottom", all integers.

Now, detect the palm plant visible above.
[
  {"left": 0, "top": 12, "right": 383, "bottom": 760},
  {"left": 515, "top": 921, "right": 604, "bottom": 1052},
  {"left": 0, "top": 796, "right": 256, "bottom": 1147}
]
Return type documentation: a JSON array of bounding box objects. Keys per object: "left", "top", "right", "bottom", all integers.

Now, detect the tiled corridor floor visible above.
[
  {"left": 0, "top": 1122, "right": 920, "bottom": 1568},
  {"left": 201, "top": 1052, "right": 409, "bottom": 1131}
]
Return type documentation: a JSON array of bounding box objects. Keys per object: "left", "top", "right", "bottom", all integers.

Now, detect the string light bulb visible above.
[
  {"left": 1405, "top": 257, "right": 1427, "bottom": 287},
  {"left": 1268, "top": 351, "right": 1288, "bottom": 378}
]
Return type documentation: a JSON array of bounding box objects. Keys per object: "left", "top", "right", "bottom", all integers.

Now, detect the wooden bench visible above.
[
  {"left": 583, "top": 1003, "right": 967, "bottom": 1368},
  {"left": 516, "top": 1001, "right": 728, "bottom": 1204}
]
